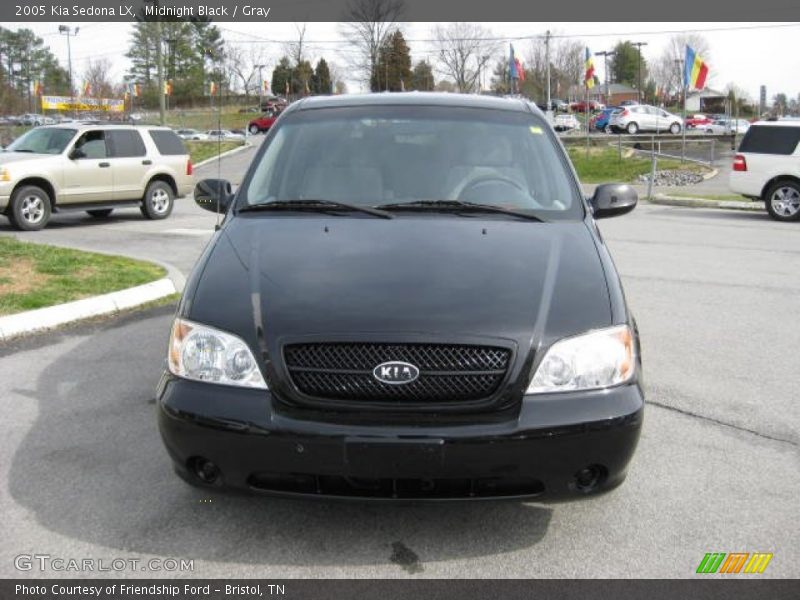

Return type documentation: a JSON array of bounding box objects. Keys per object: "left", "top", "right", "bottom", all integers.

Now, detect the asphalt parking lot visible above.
[{"left": 0, "top": 140, "right": 797, "bottom": 578}]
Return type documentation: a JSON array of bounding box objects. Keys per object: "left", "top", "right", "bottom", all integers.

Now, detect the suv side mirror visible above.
[
  {"left": 194, "top": 178, "right": 234, "bottom": 214},
  {"left": 590, "top": 184, "right": 638, "bottom": 219},
  {"left": 69, "top": 147, "right": 85, "bottom": 159}
]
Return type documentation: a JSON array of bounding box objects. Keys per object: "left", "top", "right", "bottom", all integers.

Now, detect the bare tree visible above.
[
  {"left": 226, "top": 44, "right": 269, "bottom": 98},
  {"left": 83, "top": 58, "right": 115, "bottom": 98},
  {"left": 339, "top": 0, "right": 404, "bottom": 90},
  {"left": 283, "top": 22, "right": 307, "bottom": 66},
  {"left": 431, "top": 23, "right": 497, "bottom": 93}
]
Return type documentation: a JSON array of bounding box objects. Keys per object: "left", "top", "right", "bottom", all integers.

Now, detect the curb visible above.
[
  {"left": 0, "top": 277, "right": 177, "bottom": 342},
  {"left": 193, "top": 139, "right": 254, "bottom": 170},
  {"left": 648, "top": 195, "right": 763, "bottom": 212}
]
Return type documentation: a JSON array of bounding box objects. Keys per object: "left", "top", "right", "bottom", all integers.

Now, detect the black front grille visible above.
[{"left": 283, "top": 343, "right": 511, "bottom": 404}]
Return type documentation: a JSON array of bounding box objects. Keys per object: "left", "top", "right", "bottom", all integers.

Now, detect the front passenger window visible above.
[{"left": 73, "top": 131, "right": 107, "bottom": 159}]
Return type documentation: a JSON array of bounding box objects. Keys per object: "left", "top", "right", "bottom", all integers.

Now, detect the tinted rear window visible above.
[
  {"left": 107, "top": 130, "right": 146, "bottom": 157},
  {"left": 739, "top": 125, "right": 800, "bottom": 155},
  {"left": 147, "top": 130, "right": 186, "bottom": 155}
]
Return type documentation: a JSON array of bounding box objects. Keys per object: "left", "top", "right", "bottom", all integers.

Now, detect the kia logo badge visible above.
[{"left": 372, "top": 361, "right": 420, "bottom": 385}]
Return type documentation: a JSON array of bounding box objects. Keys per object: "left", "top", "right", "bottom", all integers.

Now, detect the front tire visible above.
[
  {"left": 669, "top": 122, "right": 681, "bottom": 134},
  {"left": 626, "top": 122, "right": 639, "bottom": 134},
  {"left": 87, "top": 209, "right": 113, "bottom": 218},
  {"left": 249, "top": 124, "right": 260, "bottom": 135},
  {"left": 140, "top": 180, "right": 174, "bottom": 220},
  {"left": 765, "top": 180, "right": 800, "bottom": 222},
  {"left": 8, "top": 185, "right": 51, "bottom": 231}
]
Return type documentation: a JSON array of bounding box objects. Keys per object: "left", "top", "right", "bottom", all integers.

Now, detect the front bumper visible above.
[{"left": 157, "top": 375, "right": 644, "bottom": 501}]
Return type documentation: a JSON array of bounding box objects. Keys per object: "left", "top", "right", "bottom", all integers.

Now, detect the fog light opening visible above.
[
  {"left": 574, "top": 464, "right": 606, "bottom": 492},
  {"left": 190, "top": 457, "right": 222, "bottom": 485}
]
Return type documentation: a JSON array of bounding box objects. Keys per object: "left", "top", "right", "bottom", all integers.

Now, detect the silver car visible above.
[
  {"left": 705, "top": 119, "right": 750, "bottom": 135},
  {"left": 176, "top": 128, "right": 209, "bottom": 141},
  {"left": 0, "top": 124, "right": 194, "bottom": 231},
  {"left": 610, "top": 104, "right": 683, "bottom": 134}
]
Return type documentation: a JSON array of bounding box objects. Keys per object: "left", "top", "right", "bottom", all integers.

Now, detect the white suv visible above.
[
  {"left": 0, "top": 124, "right": 194, "bottom": 230},
  {"left": 729, "top": 121, "right": 800, "bottom": 221}
]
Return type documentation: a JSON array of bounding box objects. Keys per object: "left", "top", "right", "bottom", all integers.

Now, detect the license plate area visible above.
[{"left": 344, "top": 437, "right": 445, "bottom": 477}]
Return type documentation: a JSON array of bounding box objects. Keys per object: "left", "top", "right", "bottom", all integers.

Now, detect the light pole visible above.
[
  {"left": 255, "top": 64, "right": 266, "bottom": 111},
  {"left": 58, "top": 25, "right": 78, "bottom": 114},
  {"left": 595, "top": 50, "right": 616, "bottom": 107},
  {"left": 631, "top": 42, "right": 648, "bottom": 103}
]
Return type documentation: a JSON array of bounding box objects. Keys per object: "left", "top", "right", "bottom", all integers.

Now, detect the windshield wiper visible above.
[
  {"left": 238, "top": 199, "right": 393, "bottom": 219},
  {"left": 376, "top": 200, "right": 545, "bottom": 222}
]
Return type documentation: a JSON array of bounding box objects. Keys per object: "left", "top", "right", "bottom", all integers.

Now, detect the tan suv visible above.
[{"left": 0, "top": 124, "right": 194, "bottom": 230}]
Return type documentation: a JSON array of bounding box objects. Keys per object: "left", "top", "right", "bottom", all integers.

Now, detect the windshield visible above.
[
  {"left": 241, "top": 105, "right": 583, "bottom": 220},
  {"left": 6, "top": 127, "right": 76, "bottom": 154}
]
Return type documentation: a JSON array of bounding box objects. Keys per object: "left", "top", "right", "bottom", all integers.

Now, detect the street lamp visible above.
[
  {"left": 255, "top": 64, "right": 267, "bottom": 111},
  {"left": 594, "top": 50, "right": 616, "bottom": 107},
  {"left": 58, "top": 25, "right": 79, "bottom": 113},
  {"left": 632, "top": 42, "right": 648, "bottom": 103}
]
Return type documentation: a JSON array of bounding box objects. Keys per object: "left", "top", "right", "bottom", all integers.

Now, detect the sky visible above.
[{"left": 11, "top": 21, "right": 800, "bottom": 102}]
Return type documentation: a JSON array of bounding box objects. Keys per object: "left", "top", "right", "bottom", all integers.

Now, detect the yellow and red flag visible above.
[
  {"left": 684, "top": 46, "right": 709, "bottom": 90},
  {"left": 584, "top": 48, "right": 596, "bottom": 89}
]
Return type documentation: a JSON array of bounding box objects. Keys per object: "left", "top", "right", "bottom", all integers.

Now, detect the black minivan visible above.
[{"left": 158, "top": 93, "right": 644, "bottom": 500}]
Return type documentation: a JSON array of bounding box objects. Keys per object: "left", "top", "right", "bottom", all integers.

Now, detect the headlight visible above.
[
  {"left": 168, "top": 318, "right": 267, "bottom": 389},
  {"left": 526, "top": 324, "right": 635, "bottom": 394}
]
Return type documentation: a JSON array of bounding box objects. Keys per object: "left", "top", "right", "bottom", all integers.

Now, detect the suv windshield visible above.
[
  {"left": 242, "top": 105, "right": 583, "bottom": 220},
  {"left": 6, "top": 127, "right": 76, "bottom": 154}
]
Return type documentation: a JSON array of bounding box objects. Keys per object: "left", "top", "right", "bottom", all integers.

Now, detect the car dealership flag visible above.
[
  {"left": 584, "top": 48, "right": 596, "bottom": 89},
  {"left": 508, "top": 44, "right": 519, "bottom": 80},
  {"left": 684, "top": 45, "right": 709, "bottom": 90},
  {"left": 82, "top": 81, "right": 92, "bottom": 96}
]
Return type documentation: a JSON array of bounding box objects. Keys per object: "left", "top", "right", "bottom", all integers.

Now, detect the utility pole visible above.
[
  {"left": 58, "top": 25, "right": 79, "bottom": 115},
  {"left": 155, "top": 21, "right": 165, "bottom": 125},
  {"left": 256, "top": 64, "right": 266, "bottom": 110},
  {"left": 595, "top": 50, "right": 616, "bottom": 107},
  {"left": 632, "top": 42, "right": 648, "bottom": 103},
  {"left": 545, "top": 30, "right": 551, "bottom": 110}
]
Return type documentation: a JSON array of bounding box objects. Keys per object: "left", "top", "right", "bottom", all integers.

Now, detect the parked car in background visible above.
[
  {"left": 591, "top": 107, "right": 620, "bottom": 133},
  {"left": 706, "top": 119, "right": 750, "bottom": 135},
  {"left": 161, "top": 92, "right": 643, "bottom": 501},
  {"left": 176, "top": 128, "right": 209, "bottom": 141},
  {"left": 571, "top": 100, "right": 604, "bottom": 113},
  {"left": 0, "top": 124, "right": 193, "bottom": 230},
  {"left": 537, "top": 99, "right": 569, "bottom": 112},
  {"left": 260, "top": 95, "right": 288, "bottom": 112},
  {"left": 248, "top": 110, "right": 281, "bottom": 134},
  {"left": 684, "top": 114, "right": 713, "bottom": 129},
  {"left": 554, "top": 113, "right": 580, "bottom": 132},
  {"left": 609, "top": 104, "right": 683, "bottom": 134},
  {"left": 729, "top": 121, "right": 800, "bottom": 221},
  {"left": 206, "top": 129, "right": 245, "bottom": 141}
]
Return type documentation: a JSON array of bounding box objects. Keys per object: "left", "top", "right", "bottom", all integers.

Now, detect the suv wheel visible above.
[
  {"left": 626, "top": 122, "right": 639, "bottom": 134},
  {"left": 669, "top": 122, "right": 681, "bottom": 134},
  {"left": 9, "top": 185, "right": 51, "bottom": 231},
  {"left": 765, "top": 180, "right": 800, "bottom": 222},
  {"left": 140, "top": 180, "right": 174, "bottom": 220},
  {"left": 249, "top": 124, "right": 260, "bottom": 135},
  {"left": 87, "top": 209, "right": 113, "bottom": 218}
]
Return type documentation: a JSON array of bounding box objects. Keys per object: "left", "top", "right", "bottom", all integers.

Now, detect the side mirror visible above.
[
  {"left": 69, "top": 148, "right": 85, "bottom": 160},
  {"left": 590, "top": 183, "right": 638, "bottom": 219},
  {"left": 194, "top": 178, "right": 234, "bottom": 214}
]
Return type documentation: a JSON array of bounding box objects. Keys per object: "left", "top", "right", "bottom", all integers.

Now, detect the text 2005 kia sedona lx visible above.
[{"left": 157, "top": 93, "right": 643, "bottom": 500}]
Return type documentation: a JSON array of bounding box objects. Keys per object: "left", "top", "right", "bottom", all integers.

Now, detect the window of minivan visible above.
[{"left": 241, "top": 106, "right": 583, "bottom": 220}]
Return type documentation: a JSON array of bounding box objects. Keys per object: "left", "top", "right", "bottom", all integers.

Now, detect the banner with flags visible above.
[
  {"left": 584, "top": 48, "right": 596, "bottom": 89},
  {"left": 684, "top": 45, "right": 709, "bottom": 90}
]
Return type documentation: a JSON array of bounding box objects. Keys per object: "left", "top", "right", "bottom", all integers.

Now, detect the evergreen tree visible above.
[
  {"left": 411, "top": 60, "right": 435, "bottom": 91},
  {"left": 312, "top": 58, "right": 332, "bottom": 94},
  {"left": 372, "top": 30, "right": 412, "bottom": 92},
  {"left": 610, "top": 41, "right": 648, "bottom": 89}
]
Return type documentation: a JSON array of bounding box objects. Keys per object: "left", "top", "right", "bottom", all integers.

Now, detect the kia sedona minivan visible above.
[{"left": 158, "top": 93, "right": 644, "bottom": 501}]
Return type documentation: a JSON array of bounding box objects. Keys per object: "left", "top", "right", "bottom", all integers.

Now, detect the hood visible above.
[
  {"left": 188, "top": 215, "right": 612, "bottom": 366},
  {"left": 0, "top": 152, "right": 54, "bottom": 165}
]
